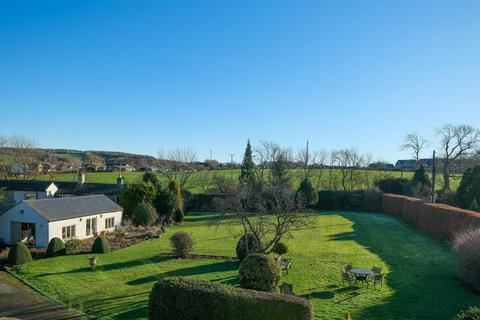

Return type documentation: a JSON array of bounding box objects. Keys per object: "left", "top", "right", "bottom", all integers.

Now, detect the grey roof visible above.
[
  {"left": 23, "top": 195, "right": 123, "bottom": 222},
  {"left": 0, "top": 180, "right": 124, "bottom": 196}
]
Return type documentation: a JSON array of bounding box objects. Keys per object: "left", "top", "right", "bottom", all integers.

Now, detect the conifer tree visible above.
[{"left": 240, "top": 140, "right": 255, "bottom": 184}]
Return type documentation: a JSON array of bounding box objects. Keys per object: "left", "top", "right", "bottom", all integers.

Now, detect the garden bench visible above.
[
  {"left": 277, "top": 257, "right": 292, "bottom": 274},
  {"left": 279, "top": 282, "right": 293, "bottom": 295}
]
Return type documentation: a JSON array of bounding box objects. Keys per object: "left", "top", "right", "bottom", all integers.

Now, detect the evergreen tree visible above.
[
  {"left": 271, "top": 152, "right": 290, "bottom": 186},
  {"left": 412, "top": 166, "right": 431, "bottom": 187},
  {"left": 296, "top": 178, "right": 318, "bottom": 207},
  {"left": 455, "top": 166, "right": 480, "bottom": 211},
  {"left": 168, "top": 180, "right": 183, "bottom": 212},
  {"left": 240, "top": 140, "right": 255, "bottom": 183}
]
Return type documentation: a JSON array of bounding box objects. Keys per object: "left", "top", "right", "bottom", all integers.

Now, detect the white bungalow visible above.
[{"left": 0, "top": 194, "right": 123, "bottom": 248}]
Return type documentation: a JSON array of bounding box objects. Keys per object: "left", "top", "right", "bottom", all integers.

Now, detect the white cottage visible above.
[{"left": 0, "top": 194, "right": 123, "bottom": 248}]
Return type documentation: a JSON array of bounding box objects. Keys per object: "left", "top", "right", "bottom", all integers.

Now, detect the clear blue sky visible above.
[{"left": 1, "top": 0, "right": 479, "bottom": 163}]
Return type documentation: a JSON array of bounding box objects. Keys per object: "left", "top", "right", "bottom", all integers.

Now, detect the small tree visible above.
[
  {"left": 155, "top": 189, "right": 178, "bottom": 224},
  {"left": 239, "top": 140, "right": 255, "bottom": 185},
  {"left": 170, "top": 232, "right": 194, "bottom": 258},
  {"left": 91, "top": 236, "right": 111, "bottom": 254},
  {"left": 8, "top": 242, "right": 32, "bottom": 265},
  {"left": 132, "top": 201, "right": 157, "bottom": 226},
  {"left": 119, "top": 181, "right": 157, "bottom": 218},
  {"left": 168, "top": 180, "right": 183, "bottom": 212},
  {"left": 236, "top": 233, "right": 261, "bottom": 261},
  {"left": 46, "top": 237, "right": 66, "bottom": 257},
  {"left": 142, "top": 172, "right": 160, "bottom": 186},
  {"left": 272, "top": 242, "right": 288, "bottom": 258},
  {"left": 238, "top": 253, "right": 281, "bottom": 292},
  {"left": 410, "top": 166, "right": 432, "bottom": 198},
  {"left": 296, "top": 178, "right": 318, "bottom": 207},
  {"left": 455, "top": 166, "right": 480, "bottom": 210}
]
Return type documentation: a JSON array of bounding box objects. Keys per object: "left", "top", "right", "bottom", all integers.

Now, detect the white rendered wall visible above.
[{"left": 0, "top": 202, "right": 49, "bottom": 247}]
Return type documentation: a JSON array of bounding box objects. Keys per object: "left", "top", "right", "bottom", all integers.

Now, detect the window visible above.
[
  {"left": 105, "top": 217, "right": 115, "bottom": 229},
  {"left": 86, "top": 217, "right": 97, "bottom": 236},
  {"left": 62, "top": 225, "right": 76, "bottom": 239}
]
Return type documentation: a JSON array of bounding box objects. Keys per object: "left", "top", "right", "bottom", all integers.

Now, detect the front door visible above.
[
  {"left": 10, "top": 222, "right": 21, "bottom": 244},
  {"left": 91, "top": 217, "right": 97, "bottom": 235}
]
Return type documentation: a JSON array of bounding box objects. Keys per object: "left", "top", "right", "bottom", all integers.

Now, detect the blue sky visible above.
[{"left": 1, "top": 0, "right": 479, "bottom": 163}]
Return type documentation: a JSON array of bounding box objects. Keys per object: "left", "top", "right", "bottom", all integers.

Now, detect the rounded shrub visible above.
[
  {"left": 452, "top": 229, "right": 480, "bottom": 292},
  {"left": 148, "top": 277, "right": 314, "bottom": 320},
  {"left": 236, "top": 233, "right": 261, "bottom": 261},
  {"left": 46, "top": 237, "right": 66, "bottom": 257},
  {"left": 132, "top": 201, "right": 157, "bottom": 226},
  {"left": 8, "top": 242, "right": 32, "bottom": 265},
  {"left": 239, "top": 253, "right": 281, "bottom": 292},
  {"left": 273, "top": 242, "right": 288, "bottom": 257},
  {"left": 91, "top": 236, "right": 111, "bottom": 254},
  {"left": 170, "top": 232, "right": 194, "bottom": 258},
  {"left": 174, "top": 209, "right": 184, "bottom": 223},
  {"left": 454, "top": 306, "right": 480, "bottom": 320},
  {"left": 65, "top": 238, "right": 82, "bottom": 252}
]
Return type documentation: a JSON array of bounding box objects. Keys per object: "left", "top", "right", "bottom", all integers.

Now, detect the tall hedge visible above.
[
  {"left": 46, "top": 237, "right": 66, "bottom": 257},
  {"left": 148, "top": 277, "right": 313, "bottom": 320},
  {"left": 8, "top": 242, "right": 32, "bottom": 265},
  {"left": 91, "top": 236, "right": 111, "bottom": 254}
]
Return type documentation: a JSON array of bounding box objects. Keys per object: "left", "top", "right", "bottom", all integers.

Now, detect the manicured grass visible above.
[
  {"left": 37, "top": 169, "right": 459, "bottom": 193},
  {"left": 8, "top": 211, "right": 478, "bottom": 319}
]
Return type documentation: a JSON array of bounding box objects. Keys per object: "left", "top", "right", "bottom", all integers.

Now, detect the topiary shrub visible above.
[
  {"left": 273, "top": 242, "right": 288, "bottom": 257},
  {"left": 452, "top": 229, "right": 480, "bottom": 292},
  {"left": 8, "top": 242, "right": 32, "bottom": 265},
  {"left": 168, "top": 180, "right": 183, "bottom": 212},
  {"left": 239, "top": 253, "right": 281, "bottom": 292},
  {"left": 46, "top": 237, "right": 66, "bottom": 257},
  {"left": 148, "top": 277, "right": 314, "bottom": 320},
  {"left": 170, "top": 232, "right": 194, "bottom": 258},
  {"left": 174, "top": 209, "right": 184, "bottom": 223},
  {"left": 91, "top": 236, "right": 111, "bottom": 254},
  {"left": 236, "top": 233, "right": 261, "bottom": 261},
  {"left": 454, "top": 306, "right": 480, "bottom": 320},
  {"left": 132, "top": 201, "right": 157, "bottom": 226}
]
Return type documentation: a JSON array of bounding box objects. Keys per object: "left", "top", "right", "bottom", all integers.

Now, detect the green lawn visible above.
[
  {"left": 8, "top": 211, "right": 478, "bottom": 320},
  {"left": 38, "top": 169, "right": 459, "bottom": 193}
]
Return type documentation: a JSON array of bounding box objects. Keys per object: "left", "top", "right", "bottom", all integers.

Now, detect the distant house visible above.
[
  {"left": 0, "top": 195, "right": 123, "bottom": 247},
  {"left": 368, "top": 162, "right": 395, "bottom": 170},
  {"left": 0, "top": 173, "right": 125, "bottom": 211},
  {"left": 111, "top": 164, "right": 136, "bottom": 172}
]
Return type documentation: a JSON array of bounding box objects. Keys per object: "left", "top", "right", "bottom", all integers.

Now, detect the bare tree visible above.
[
  {"left": 401, "top": 133, "right": 429, "bottom": 161},
  {"left": 437, "top": 124, "right": 480, "bottom": 192},
  {"left": 313, "top": 149, "right": 328, "bottom": 191},
  {"left": 157, "top": 148, "right": 197, "bottom": 190},
  {"left": 334, "top": 148, "right": 364, "bottom": 191},
  {"left": 213, "top": 171, "right": 311, "bottom": 255},
  {"left": 0, "top": 134, "right": 39, "bottom": 180}
]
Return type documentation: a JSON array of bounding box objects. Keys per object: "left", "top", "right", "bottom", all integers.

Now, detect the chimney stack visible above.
[
  {"left": 117, "top": 175, "right": 124, "bottom": 187},
  {"left": 77, "top": 172, "right": 85, "bottom": 186}
]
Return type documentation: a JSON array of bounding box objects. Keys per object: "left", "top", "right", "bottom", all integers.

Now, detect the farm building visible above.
[{"left": 0, "top": 195, "right": 123, "bottom": 248}]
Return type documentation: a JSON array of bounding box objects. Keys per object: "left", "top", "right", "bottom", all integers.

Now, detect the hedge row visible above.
[
  {"left": 315, "top": 189, "right": 382, "bottom": 212},
  {"left": 381, "top": 193, "right": 480, "bottom": 241},
  {"left": 184, "top": 193, "right": 227, "bottom": 212},
  {"left": 148, "top": 277, "right": 314, "bottom": 320}
]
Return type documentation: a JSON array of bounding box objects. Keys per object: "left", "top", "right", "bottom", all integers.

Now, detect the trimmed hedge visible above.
[
  {"left": 184, "top": 193, "right": 227, "bottom": 212},
  {"left": 316, "top": 189, "right": 382, "bottom": 212},
  {"left": 46, "top": 237, "right": 66, "bottom": 257},
  {"left": 8, "top": 242, "right": 32, "bottom": 265},
  {"left": 382, "top": 193, "right": 480, "bottom": 241},
  {"left": 148, "top": 277, "right": 314, "bottom": 320},
  {"left": 91, "top": 236, "right": 111, "bottom": 254}
]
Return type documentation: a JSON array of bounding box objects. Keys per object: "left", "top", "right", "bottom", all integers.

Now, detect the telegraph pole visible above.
[
  {"left": 209, "top": 150, "right": 213, "bottom": 160},
  {"left": 230, "top": 153, "right": 234, "bottom": 179},
  {"left": 431, "top": 150, "right": 436, "bottom": 203}
]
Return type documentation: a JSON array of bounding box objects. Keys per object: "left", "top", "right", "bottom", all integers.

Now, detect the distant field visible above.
[{"left": 38, "top": 168, "right": 460, "bottom": 193}]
